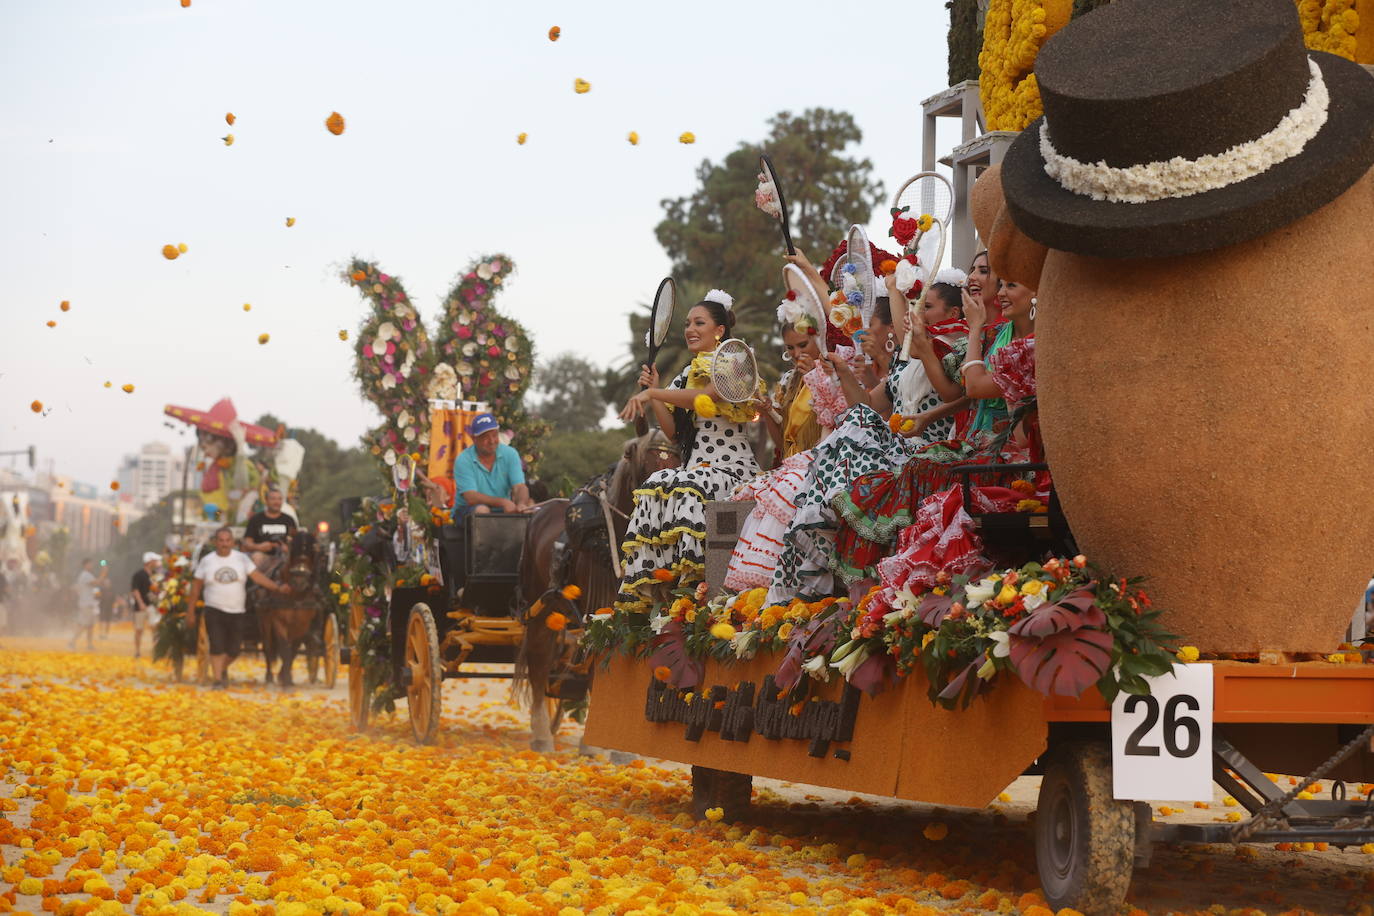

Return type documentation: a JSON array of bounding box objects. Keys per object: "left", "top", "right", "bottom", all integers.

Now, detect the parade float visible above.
[{"left": 576, "top": 2, "right": 1374, "bottom": 913}]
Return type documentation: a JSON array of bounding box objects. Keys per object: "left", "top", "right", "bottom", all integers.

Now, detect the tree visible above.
[
  {"left": 947, "top": 0, "right": 985, "bottom": 85},
  {"left": 532, "top": 353, "right": 613, "bottom": 433},
  {"left": 610, "top": 108, "right": 884, "bottom": 404}
]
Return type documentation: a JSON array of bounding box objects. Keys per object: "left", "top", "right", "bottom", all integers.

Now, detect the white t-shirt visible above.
[
  {"left": 76, "top": 569, "right": 98, "bottom": 610},
  {"left": 193, "top": 550, "right": 256, "bottom": 614}
]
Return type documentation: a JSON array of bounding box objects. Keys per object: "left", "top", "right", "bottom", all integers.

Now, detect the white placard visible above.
[{"left": 1111, "top": 663, "right": 1213, "bottom": 801}]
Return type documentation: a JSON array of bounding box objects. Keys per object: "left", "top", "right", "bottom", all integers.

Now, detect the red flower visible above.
[
  {"left": 785, "top": 290, "right": 797, "bottom": 300},
  {"left": 891, "top": 215, "right": 918, "bottom": 247},
  {"left": 487, "top": 345, "right": 501, "bottom": 357}
]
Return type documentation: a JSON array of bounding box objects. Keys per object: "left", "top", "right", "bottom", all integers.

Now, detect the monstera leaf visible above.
[
  {"left": 649, "top": 619, "right": 703, "bottom": 690},
  {"left": 1008, "top": 628, "right": 1114, "bottom": 698},
  {"left": 343, "top": 256, "right": 548, "bottom": 473},
  {"left": 1006, "top": 587, "right": 1104, "bottom": 639},
  {"left": 774, "top": 614, "right": 841, "bottom": 693}
]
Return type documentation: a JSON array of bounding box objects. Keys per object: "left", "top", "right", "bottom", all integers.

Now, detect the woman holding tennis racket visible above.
[{"left": 614, "top": 290, "right": 762, "bottom": 612}]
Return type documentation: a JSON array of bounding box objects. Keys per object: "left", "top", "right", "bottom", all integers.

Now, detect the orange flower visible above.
[
  {"left": 257, "top": 333, "right": 270, "bottom": 345},
  {"left": 888, "top": 414, "right": 904, "bottom": 434},
  {"left": 560, "top": 584, "right": 581, "bottom": 600},
  {"left": 879, "top": 259, "right": 897, "bottom": 275},
  {"left": 651, "top": 569, "right": 674, "bottom": 582},
  {"left": 678, "top": 131, "right": 696, "bottom": 144},
  {"left": 325, "top": 112, "right": 346, "bottom": 135},
  {"left": 350, "top": 269, "right": 366, "bottom": 283},
  {"left": 1010, "top": 479, "right": 1035, "bottom": 495},
  {"left": 46, "top": 320, "right": 56, "bottom": 328},
  {"left": 516, "top": 132, "right": 528, "bottom": 145},
  {"left": 161, "top": 244, "right": 179, "bottom": 260},
  {"left": 285, "top": 217, "right": 296, "bottom": 227},
  {"left": 110, "top": 481, "right": 120, "bottom": 491},
  {"left": 225, "top": 112, "right": 235, "bottom": 125},
  {"left": 573, "top": 78, "right": 591, "bottom": 94},
  {"left": 548, "top": 25, "right": 560, "bottom": 40},
  {"left": 652, "top": 665, "right": 671, "bottom": 682},
  {"left": 59, "top": 300, "right": 70, "bottom": 311},
  {"left": 30, "top": 400, "right": 42, "bottom": 413},
  {"left": 545, "top": 612, "right": 568, "bottom": 631},
  {"left": 338, "top": 329, "right": 349, "bottom": 341},
  {"left": 121, "top": 384, "right": 135, "bottom": 393}
]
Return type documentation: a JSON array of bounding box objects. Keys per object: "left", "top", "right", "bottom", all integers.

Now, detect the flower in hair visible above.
[
  {"left": 777, "top": 297, "right": 804, "bottom": 326},
  {"left": 703, "top": 289, "right": 733, "bottom": 311},
  {"left": 933, "top": 268, "right": 967, "bottom": 287}
]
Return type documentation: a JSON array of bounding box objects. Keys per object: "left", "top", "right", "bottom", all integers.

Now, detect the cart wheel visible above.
[
  {"left": 195, "top": 615, "right": 210, "bottom": 684},
  {"left": 690, "top": 766, "right": 752, "bottom": 823},
  {"left": 405, "top": 604, "right": 443, "bottom": 745},
  {"left": 323, "top": 613, "right": 340, "bottom": 690},
  {"left": 348, "top": 601, "right": 368, "bottom": 731},
  {"left": 1035, "top": 740, "right": 1135, "bottom": 916}
]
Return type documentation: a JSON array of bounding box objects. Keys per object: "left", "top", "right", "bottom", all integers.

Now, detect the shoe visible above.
[{"left": 210, "top": 682, "right": 226, "bottom": 691}]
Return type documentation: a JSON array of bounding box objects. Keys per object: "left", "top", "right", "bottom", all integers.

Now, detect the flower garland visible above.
[
  {"left": 329, "top": 499, "right": 402, "bottom": 716},
  {"left": 343, "top": 255, "right": 548, "bottom": 475},
  {"left": 978, "top": 0, "right": 1072, "bottom": 132},
  {"left": 584, "top": 555, "right": 1177, "bottom": 710},
  {"left": 151, "top": 551, "right": 198, "bottom": 677}
]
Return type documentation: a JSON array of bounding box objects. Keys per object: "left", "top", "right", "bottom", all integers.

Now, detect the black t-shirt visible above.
[
  {"left": 132, "top": 569, "right": 152, "bottom": 606},
  {"left": 245, "top": 511, "right": 297, "bottom": 547}
]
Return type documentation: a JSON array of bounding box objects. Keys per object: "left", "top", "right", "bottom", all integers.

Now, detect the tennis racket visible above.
[
  {"left": 711, "top": 338, "right": 761, "bottom": 404},
  {"left": 758, "top": 153, "right": 795, "bottom": 256},
  {"left": 782, "top": 263, "right": 827, "bottom": 355},
  {"left": 845, "top": 224, "right": 876, "bottom": 325},
  {"left": 892, "top": 171, "right": 954, "bottom": 231},
  {"left": 647, "top": 276, "right": 677, "bottom": 372},
  {"left": 900, "top": 215, "right": 948, "bottom": 361}
]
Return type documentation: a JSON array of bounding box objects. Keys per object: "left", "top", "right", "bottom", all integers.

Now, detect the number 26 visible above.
[{"left": 1123, "top": 694, "right": 1202, "bottom": 758}]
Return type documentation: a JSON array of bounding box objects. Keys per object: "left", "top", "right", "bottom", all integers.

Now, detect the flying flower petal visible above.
[
  {"left": 573, "top": 78, "right": 591, "bottom": 94},
  {"left": 516, "top": 132, "right": 527, "bottom": 145},
  {"left": 325, "top": 111, "right": 346, "bottom": 135},
  {"left": 60, "top": 300, "right": 70, "bottom": 311},
  {"left": 225, "top": 112, "right": 235, "bottom": 125},
  {"left": 679, "top": 131, "right": 696, "bottom": 144},
  {"left": 627, "top": 131, "right": 639, "bottom": 145},
  {"left": 121, "top": 384, "right": 134, "bottom": 393},
  {"left": 548, "top": 25, "right": 560, "bottom": 40},
  {"left": 258, "top": 333, "right": 270, "bottom": 345},
  {"left": 285, "top": 217, "right": 296, "bottom": 227},
  {"left": 222, "top": 134, "right": 234, "bottom": 146},
  {"left": 30, "top": 400, "right": 42, "bottom": 413},
  {"left": 161, "top": 245, "right": 179, "bottom": 260}
]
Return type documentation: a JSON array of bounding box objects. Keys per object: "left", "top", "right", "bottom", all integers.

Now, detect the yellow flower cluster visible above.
[
  {"left": 1297, "top": 0, "right": 1370, "bottom": 61},
  {"left": 978, "top": 0, "right": 1071, "bottom": 131}
]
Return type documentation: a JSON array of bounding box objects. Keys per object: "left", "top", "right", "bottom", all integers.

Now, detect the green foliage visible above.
[
  {"left": 947, "top": 0, "right": 984, "bottom": 85},
  {"left": 532, "top": 354, "right": 614, "bottom": 434},
  {"left": 611, "top": 109, "right": 884, "bottom": 405},
  {"left": 1072, "top": 0, "right": 1114, "bottom": 16},
  {"left": 538, "top": 425, "right": 637, "bottom": 497}
]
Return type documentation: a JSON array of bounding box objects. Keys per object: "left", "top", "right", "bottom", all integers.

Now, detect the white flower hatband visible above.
[{"left": 1040, "top": 58, "right": 1328, "bottom": 204}]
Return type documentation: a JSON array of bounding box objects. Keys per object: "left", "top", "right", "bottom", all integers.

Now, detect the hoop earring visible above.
[
  {"left": 1029, "top": 305, "right": 1038, "bottom": 321},
  {"left": 885, "top": 338, "right": 896, "bottom": 354},
  {"left": 781, "top": 351, "right": 792, "bottom": 362}
]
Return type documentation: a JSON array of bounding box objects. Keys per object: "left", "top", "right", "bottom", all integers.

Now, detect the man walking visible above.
[
  {"left": 131, "top": 551, "right": 160, "bottom": 660},
  {"left": 71, "top": 558, "right": 99, "bottom": 650},
  {"left": 188, "top": 528, "right": 289, "bottom": 688}
]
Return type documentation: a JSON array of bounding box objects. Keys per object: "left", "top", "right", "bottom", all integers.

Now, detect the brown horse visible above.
[
  {"left": 256, "top": 531, "right": 324, "bottom": 687},
  {"left": 514, "top": 430, "right": 680, "bottom": 751}
]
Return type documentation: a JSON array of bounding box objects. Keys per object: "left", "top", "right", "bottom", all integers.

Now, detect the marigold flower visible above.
[
  {"left": 678, "top": 131, "right": 696, "bottom": 144},
  {"left": 350, "top": 269, "right": 366, "bottom": 283},
  {"left": 257, "top": 333, "right": 270, "bottom": 345},
  {"left": 703, "top": 807, "right": 724, "bottom": 822},
  {"left": 627, "top": 131, "right": 639, "bottom": 145},
  {"left": 573, "top": 78, "right": 591, "bottom": 94},
  {"left": 162, "top": 245, "right": 180, "bottom": 260},
  {"left": 103, "top": 381, "right": 111, "bottom": 387},
  {"left": 653, "top": 665, "right": 672, "bottom": 682},
  {"left": 1176, "top": 645, "right": 1200, "bottom": 663},
  {"left": 709, "top": 622, "right": 736, "bottom": 640},
  {"left": 325, "top": 112, "right": 346, "bottom": 135},
  {"left": 110, "top": 481, "right": 120, "bottom": 491},
  {"left": 30, "top": 400, "right": 42, "bottom": 413},
  {"left": 548, "top": 25, "right": 560, "bottom": 40},
  {"left": 878, "top": 258, "right": 897, "bottom": 275},
  {"left": 652, "top": 568, "right": 674, "bottom": 582},
  {"left": 178, "top": 242, "right": 188, "bottom": 253},
  {"left": 224, "top": 112, "right": 235, "bottom": 125},
  {"left": 181, "top": 0, "right": 191, "bottom": 7},
  {"left": 222, "top": 134, "right": 234, "bottom": 146},
  {"left": 338, "top": 329, "right": 348, "bottom": 341},
  {"left": 693, "top": 394, "right": 717, "bottom": 418},
  {"left": 46, "top": 320, "right": 56, "bottom": 327},
  {"left": 545, "top": 612, "right": 568, "bottom": 632},
  {"left": 60, "top": 300, "right": 70, "bottom": 311},
  {"left": 516, "top": 132, "right": 527, "bottom": 145},
  {"left": 285, "top": 217, "right": 295, "bottom": 227},
  {"left": 122, "top": 384, "right": 135, "bottom": 393},
  {"left": 923, "top": 822, "right": 949, "bottom": 841},
  {"left": 560, "top": 584, "right": 581, "bottom": 600}
]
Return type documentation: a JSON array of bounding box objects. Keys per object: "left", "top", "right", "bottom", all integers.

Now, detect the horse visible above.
[
  {"left": 514, "top": 429, "right": 681, "bottom": 752},
  {"left": 256, "top": 530, "right": 325, "bottom": 687}
]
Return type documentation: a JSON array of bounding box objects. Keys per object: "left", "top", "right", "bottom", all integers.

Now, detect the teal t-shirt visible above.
[{"left": 452, "top": 443, "right": 525, "bottom": 505}]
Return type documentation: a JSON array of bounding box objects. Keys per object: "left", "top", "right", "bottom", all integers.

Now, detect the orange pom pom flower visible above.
[{"left": 325, "top": 112, "right": 346, "bottom": 135}]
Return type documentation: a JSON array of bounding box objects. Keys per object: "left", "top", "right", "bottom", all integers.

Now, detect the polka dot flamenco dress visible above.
[{"left": 615, "top": 353, "right": 761, "bottom": 613}]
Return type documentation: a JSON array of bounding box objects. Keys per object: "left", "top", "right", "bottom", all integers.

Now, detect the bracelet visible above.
[{"left": 960, "top": 359, "right": 986, "bottom": 375}]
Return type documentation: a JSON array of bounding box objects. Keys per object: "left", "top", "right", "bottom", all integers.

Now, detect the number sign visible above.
[{"left": 1111, "top": 664, "right": 1213, "bottom": 801}]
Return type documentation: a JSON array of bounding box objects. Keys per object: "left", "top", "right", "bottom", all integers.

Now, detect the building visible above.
[{"left": 116, "top": 442, "right": 186, "bottom": 511}]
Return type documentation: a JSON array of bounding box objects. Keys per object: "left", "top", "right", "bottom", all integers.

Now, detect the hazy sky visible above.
[{"left": 2, "top": 0, "right": 960, "bottom": 487}]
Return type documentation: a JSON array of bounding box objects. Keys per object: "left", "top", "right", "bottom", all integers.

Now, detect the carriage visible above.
[{"left": 338, "top": 400, "right": 587, "bottom": 745}]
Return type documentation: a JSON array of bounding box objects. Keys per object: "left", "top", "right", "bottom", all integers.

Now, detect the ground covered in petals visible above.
[{"left": 1, "top": 637, "right": 1371, "bottom": 916}]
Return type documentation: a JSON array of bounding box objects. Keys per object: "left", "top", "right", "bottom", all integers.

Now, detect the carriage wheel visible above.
[
  {"left": 322, "top": 613, "right": 340, "bottom": 690},
  {"left": 195, "top": 615, "right": 210, "bottom": 684},
  {"left": 347, "top": 601, "right": 368, "bottom": 731},
  {"left": 1034, "top": 740, "right": 1135, "bottom": 916},
  {"left": 405, "top": 604, "right": 443, "bottom": 745}
]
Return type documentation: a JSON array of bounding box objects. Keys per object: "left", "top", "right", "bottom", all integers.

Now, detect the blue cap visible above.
[{"left": 468, "top": 413, "right": 499, "bottom": 437}]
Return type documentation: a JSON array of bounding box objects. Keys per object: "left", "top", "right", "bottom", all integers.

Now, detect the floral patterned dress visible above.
[{"left": 615, "top": 352, "right": 761, "bottom": 613}]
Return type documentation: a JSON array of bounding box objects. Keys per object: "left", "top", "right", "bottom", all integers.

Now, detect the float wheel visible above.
[{"left": 1034, "top": 740, "right": 1135, "bottom": 916}]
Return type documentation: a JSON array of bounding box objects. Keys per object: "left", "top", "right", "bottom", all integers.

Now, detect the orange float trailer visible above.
[{"left": 581, "top": 470, "right": 1374, "bottom": 916}]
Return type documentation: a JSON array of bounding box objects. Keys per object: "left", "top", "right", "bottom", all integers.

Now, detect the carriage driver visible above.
[
  {"left": 442, "top": 413, "right": 535, "bottom": 595},
  {"left": 242, "top": 488, "right": 298, "bottom": 571}
]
